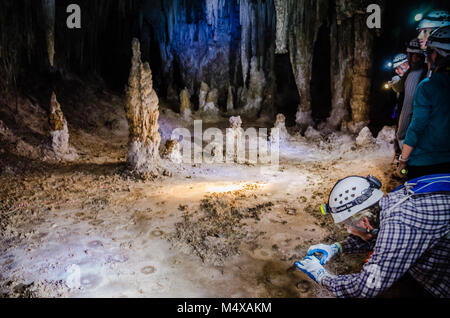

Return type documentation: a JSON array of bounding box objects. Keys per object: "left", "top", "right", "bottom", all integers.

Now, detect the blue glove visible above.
[
  {"left": 307, "top": 243, "right": 342, "bottom": 265},
  {"left": 295, "top": 256, "right": 333, "bottom": 285}
]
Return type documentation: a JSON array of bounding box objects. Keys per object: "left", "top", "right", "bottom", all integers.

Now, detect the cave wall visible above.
[
  {"left": 142, "top": 0, "right": 276, "bottom": 112},
  {"left": 0, "top": 0, "right": 387, "bottom": 131}
]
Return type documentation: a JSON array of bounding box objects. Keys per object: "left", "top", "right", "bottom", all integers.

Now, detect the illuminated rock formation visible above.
[
  {"left": 125, "top": 38, "right": 162, "bottom": 178},
  {"left": 49, "top": 92, "right": 69, "bottom": 154}
]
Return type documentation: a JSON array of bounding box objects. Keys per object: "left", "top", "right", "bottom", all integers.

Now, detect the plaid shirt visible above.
[{"left": 322, "top": 189, "right": 450, "bottom": 298}]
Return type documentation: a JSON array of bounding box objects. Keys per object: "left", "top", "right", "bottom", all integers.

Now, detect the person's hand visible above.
[
  {"left": 394, "top": 157, "right": 408, "bottom": 178},
  {"left": 295, "top": 256, "right": 333, "bottom": 285},
  {"left": 307, "top": 243, "right": 342, "bottom": 265}
]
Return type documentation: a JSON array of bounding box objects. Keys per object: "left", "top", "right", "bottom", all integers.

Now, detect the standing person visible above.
[
  {"left": 295, "top": 175, "right": 450, "bottom": 298},
  {"left": 396, "top": 26, "right": 450, "bottom": 180},
  {"left": 416, "top": 10, "right": 449, "bottom": 77},
  {"left": 417, "top": 10, "right": 450, "bottom": 50},
  {"left": 387, "top": 53, "right": 409, "bottom": 159},
  {"left": 396, "top": 39, "right": 427, "bottom": 150}
]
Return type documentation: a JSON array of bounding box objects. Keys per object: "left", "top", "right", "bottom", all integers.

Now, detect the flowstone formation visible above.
[{"left": 124, "top": 38, "right": 164, "bottom": 178}]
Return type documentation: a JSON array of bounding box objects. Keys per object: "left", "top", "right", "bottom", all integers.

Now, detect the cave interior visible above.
[{"left": 0, "top": 0, "right": 447, "bottom": 298}]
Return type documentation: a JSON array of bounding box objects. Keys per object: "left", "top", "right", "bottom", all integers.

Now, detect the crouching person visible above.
[{"left": 295, "top": 175, "right": 450, "bottom": 298}]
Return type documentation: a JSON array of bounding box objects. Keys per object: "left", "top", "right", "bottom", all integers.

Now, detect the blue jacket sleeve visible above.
[{"left": 404, "top": 81, "right": 431, "bottom": 148}]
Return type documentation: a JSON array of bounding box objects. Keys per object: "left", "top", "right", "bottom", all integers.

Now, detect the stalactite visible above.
[
  {"left": 274, "top": 0, "right": 288, "bottom": 54},
  {"left": 125, "top": 39, "right": 162, "bottom": 178},
  {"left": 41, "top": 0, "right": 55, "bottom": 67},
  {"left": 239, "top": 0, "right": 251, "bottom": 86}
]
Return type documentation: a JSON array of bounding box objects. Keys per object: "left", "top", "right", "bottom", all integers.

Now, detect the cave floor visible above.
[{"left": 0, "top": 95, "right": 399, "bottom": 298}]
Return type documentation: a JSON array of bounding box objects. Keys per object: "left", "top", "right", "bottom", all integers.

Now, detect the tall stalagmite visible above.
[{"left": 125, "top": 38, "right": 162, "bottom": 178}]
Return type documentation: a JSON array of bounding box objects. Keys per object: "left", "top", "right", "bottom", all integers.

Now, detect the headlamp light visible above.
[{"left": 320, "top": 204, "right": 329, "bottom": 216}]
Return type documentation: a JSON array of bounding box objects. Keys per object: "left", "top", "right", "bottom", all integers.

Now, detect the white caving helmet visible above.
[
  {"left": 321, "top": 176, "right": 384, "bottom": 224},
  {"left": 427, "top": 25, "right": 450, "bottom": 57},
  {"left": 392, "top": 53, "right": 409, "bottom": 68},
  {"left": 417, "top": 10, "right": 450, "bottom": 30},
  {"left": 407, "top": 38, "right": 424, "bottom": 54}
]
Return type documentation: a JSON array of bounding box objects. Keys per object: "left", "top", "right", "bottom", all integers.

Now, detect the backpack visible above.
[{"left": 393, "top": 174, "right": 450, "bottom": 195}]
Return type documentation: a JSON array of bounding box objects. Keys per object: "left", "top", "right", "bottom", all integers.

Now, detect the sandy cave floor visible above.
[{"left": 0, "top": 95, "right": 401, "bottom": 298}]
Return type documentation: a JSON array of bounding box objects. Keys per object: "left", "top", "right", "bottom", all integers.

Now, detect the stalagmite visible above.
[
  {"left": 49, "top": 92, "right": 69, "bottom": 154},
  {"left": 42, "top": 0, "right": 55, "bottom": 67},
  {"left": 198, "top": 82, "right": 209, "bottom": 111},
  {"left": 273, "top": 114, "right": 290, "bottom": 141},
  {"left": 203, "top": 88, "right": 220, "bottom": 114},
  {"left": 179, "top": 88, "right": 192, "bottom": 120},
  {"left": 242, "top": 57, "right": 265, "bottom": 115},
  {"left": 304, "top": 126, "right": 323, "bottom": 141},
  {"left": 226, "top": 116, "right": 243, "bottom": 163},
  {"left": 274, "top": 0, "right": 288, "bottom": 54},
  {"left": 356, "top": 127, "right": 375, "bottom": 147},
  {"left": 162, "top": 140, "right": 183, "bottom": 164},
  {"left": 125, "top": 38, "right": 162, "bottom": 178}
]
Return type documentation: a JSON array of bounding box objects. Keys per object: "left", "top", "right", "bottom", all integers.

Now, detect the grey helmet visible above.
[
  {"left": 417, "top": 10, "right": 450, "bottom": 30},
  {"left": 393, "top": 53, "right": 408, "bottom": 68},
  {"left": 407, "top": 38, "right": 424, "bottom": 54},
  {"left": 427, "top": 25, "right": 450, "bottom": 57}
]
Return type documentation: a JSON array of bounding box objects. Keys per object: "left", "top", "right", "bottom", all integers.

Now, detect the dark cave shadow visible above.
[{"left": 0, "top": 151, "right": 126, "bottom": 178}]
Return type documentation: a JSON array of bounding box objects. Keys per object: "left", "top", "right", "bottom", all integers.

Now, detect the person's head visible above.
[
  {"left": 392, "top": 53, "right": 409, "bottom": 76},
  {"left": 321, "top": 176, "right": 384, "bottom": 241},
  {"left": 426, "top": 26, "right": 450, "bottom": 71},
  {"left": 407, "top": 38, "right": 425, "bottom": 68},
  {"left": 417, "top": 10, "right": 450, "bottom": 50}
]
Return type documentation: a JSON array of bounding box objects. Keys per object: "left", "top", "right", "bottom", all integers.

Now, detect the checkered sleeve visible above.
[
  {"left": 322, "top": 221, "right": 433, "bottom": 298},
  {"left": 340, "top": 235, "right": 377, "bottom": 254}
]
